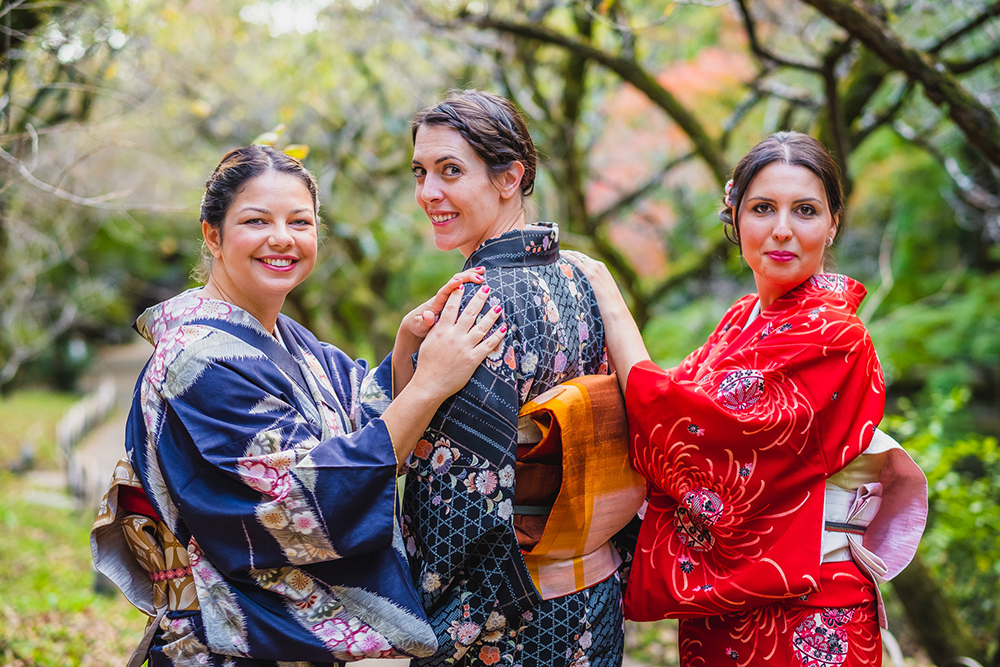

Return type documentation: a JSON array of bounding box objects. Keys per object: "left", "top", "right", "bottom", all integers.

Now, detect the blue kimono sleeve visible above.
[{"left": 154, "top": 356, "right": 398, "bottom": 577}]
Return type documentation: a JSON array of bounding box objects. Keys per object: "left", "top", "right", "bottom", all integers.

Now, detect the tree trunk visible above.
[{"left": 891, "top": 554, "right": 989, "bottom": 666}]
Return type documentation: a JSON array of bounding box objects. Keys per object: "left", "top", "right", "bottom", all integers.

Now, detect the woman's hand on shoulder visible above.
[
  {"left": 562, "top": 250, "right": 622, "bottom": 310},
  {"left": 410, "top": 284, "right": 506, "bottom": 402},
  {"left": 403, "top": 267, "right": 486, "bottom": 340}
]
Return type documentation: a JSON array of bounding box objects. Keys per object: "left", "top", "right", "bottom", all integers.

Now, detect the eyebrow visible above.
[
  {"left": 411, "top": 155, "right": 465, "bottom": 166},
  {"left": 746, "top": 196, "right": 822, "bottom": 204},
  {"left": 238, "top": 206, "right": 313, "bottom": 215}
]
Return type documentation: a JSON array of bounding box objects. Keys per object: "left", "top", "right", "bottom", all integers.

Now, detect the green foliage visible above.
[
  {"left": 869, "top": 273, "right": 1000, "bottom": 393},
  {"left": 885, "top": 388, "right": 1000, "bottom": 644}
]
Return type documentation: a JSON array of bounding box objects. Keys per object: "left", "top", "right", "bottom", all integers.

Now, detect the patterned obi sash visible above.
[
  {"left": 820, "top": 429, "right": 927, "bottom": 627},
  {"left": 513, "top": 374, "right": 646, "bottom": 600},
  {"left": 91, "top": 459, "right": 199, "bottom": 667}
]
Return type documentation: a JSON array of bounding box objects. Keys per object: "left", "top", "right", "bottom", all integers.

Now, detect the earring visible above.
[{"left": 825, "top": 238, "right": 833, "bottom": 247}]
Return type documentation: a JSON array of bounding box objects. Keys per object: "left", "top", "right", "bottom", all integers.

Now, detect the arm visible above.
[
  {"left": 392, "top": 267, "right": 486, "bottom": 396},
  {"left": 563, "top": 251, "right": 650, "bottom": 393}
]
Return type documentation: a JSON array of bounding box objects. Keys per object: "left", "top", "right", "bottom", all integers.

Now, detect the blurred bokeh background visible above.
[{"left": 1, "top": 0, "right": 998, "bottom": 664}]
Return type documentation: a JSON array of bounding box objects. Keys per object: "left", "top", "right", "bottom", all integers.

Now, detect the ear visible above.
[
  {"left": 202, "top": 220, "right": 222, "bottom": 258},
  {"left": 829, "top": 212, "right": 840, "bottom": 243},
  {"left": 498, "top": 161, "right": 525, "bottom": 200}
]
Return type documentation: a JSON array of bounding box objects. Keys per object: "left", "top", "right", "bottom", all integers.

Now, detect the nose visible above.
[
  {"left": 269, "top": 221, "right": 293, "bottom": 248},
  {"left": 772, "top": 211, "right": 792, "bottom": 241},
  {"left": 419, "top": 173, "right": 443, "bottom": 204}
]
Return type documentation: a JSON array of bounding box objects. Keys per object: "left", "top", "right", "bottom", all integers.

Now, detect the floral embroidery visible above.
[
  {"left": 687, "top": 423, "right": 706, "bottom": 436},
  {"left": 716, "top": 369, "right": 766, "bottom": 411},
  {"left": 241, "top": 431, "right": 340, "bottom": 564},
  {"left": 792, "top": 608, "right": 854, "bottom": 666},
  {"left": 431, "top": 445, "right": 455, "bottom": 475},
  {"left": 675, "top": 488, "right": 724, "bottom": 552},
  {"left": 725, "top": 647, "right": 739, "bottom": 660}
]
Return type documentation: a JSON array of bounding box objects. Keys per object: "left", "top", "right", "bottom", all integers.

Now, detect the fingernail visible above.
[
  {"left": 500, "top": 325, "right": 508, "bottom": 333},
  {"left": 494, "top": 305, "right": 502, "bottom": 313},
  {"left": 475, "top": 266, "right": 485, "bottom": 271},
  {"left": 482, "top": 285, "right": 490, "bottom": 293}
]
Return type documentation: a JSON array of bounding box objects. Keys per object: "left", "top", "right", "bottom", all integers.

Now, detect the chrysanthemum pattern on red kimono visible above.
[{"left": 624, "top": 275, "right": 886, "bottom": 666}]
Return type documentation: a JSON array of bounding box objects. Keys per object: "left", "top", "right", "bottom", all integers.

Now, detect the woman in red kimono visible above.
[{"left": 567, "top": 132, "right": 925, "bottom": 666}]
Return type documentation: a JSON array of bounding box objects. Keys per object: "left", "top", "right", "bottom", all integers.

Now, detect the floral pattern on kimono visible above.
[
  {"left": 396, "top": 223, "right": 628, "bottom": 666},
  {"left": 126, "top": 291, "right": 435, "bottom": 666},
  {"left": 623, "top": 275, "right": 886, "bottom": 666}
]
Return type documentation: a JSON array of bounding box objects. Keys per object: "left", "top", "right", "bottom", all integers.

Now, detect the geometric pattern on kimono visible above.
[{"left": 398, "top": 223, "right": 616, "bottom": 665}]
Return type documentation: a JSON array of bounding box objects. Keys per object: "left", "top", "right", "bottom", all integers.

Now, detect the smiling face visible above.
[
  {"left": 202, "top": 169, "right": 317, "bottom": 329},
  {"left": 737, "top": 161, "right": 839, "bottom": 309},
  {"left": 411, "top": 124, "right": 525, "bottom": 258}
]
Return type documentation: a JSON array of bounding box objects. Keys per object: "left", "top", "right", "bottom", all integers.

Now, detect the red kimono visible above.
[{"left": 624, "top": 275, "right": 885, "bottom": 666}]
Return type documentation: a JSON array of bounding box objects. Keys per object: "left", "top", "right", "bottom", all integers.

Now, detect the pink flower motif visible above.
[
  {"left": 314, "top": 618, "right": 350, "bottom": 644},
  {"left": 291, "top": 512, "right": 319, "bottom": 535},
  {"left": 475, "top": 470, "right": 498, "bottom": 495},
  {"left": 553, "top": 351, "right": 568, "bottom": 373},
  {"left": 238, "top": 459, "right": 291, "bottom": 500},
  {"left": 347, "top": 627, "right": 391, "bottom": 657},
  {"left": 578, "top": 319, "right": 589, "bottom": 342},
  {"left": 449, "top": 621, "right": 480, "bottom": 645}
]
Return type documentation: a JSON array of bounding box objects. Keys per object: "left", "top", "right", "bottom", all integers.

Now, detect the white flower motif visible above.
[
  {"left": 422, "top": 571, "right": 442, "bottom": 592},
  {"left": 497, "top": 498, "right": 513, "bottom": 521},
  {"left": 521, "top": 351, "right": 538, "bottom": 374},
  {"left": 498, "top": 465, "right": 515, "bottom": 488}
]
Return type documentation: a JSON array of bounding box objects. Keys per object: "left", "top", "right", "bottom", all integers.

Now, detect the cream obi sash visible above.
[{"left": 822, "top": 428, "right": 928, "bottom": 627}]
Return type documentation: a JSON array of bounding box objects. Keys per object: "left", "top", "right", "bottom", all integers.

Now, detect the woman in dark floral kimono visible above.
[
  {"left": 91, "top": 145, "right": 507, "bottom": 666},
  {"left": 395, "top": 89, "right": 633, "bottom": 667},
  {"left": 568, "top": 132, "right": 926, "bottom": 666}
]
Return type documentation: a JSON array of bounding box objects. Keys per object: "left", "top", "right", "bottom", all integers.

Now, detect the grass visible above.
[
  {"left": 0, "top": 387, "right": 145, "bottom": 667},
  {"left": 0, "top": 391, "right": 79, "bottom": 470}
]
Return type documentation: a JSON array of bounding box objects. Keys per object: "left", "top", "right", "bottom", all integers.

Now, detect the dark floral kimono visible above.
[{"left": 398, "top": 223, "right": 628, "bottom": 667}]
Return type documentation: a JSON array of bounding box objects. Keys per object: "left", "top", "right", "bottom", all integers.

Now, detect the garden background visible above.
[{"left": 1, "top": 0, "right": 998, "bottom": 664}]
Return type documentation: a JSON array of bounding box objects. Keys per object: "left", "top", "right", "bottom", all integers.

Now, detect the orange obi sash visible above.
[{"left": 514, "top": 374, "right": 646, "bottom": 600}]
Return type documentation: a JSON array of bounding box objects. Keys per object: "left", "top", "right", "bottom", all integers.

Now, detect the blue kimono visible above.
[
  {"left": 118, "top": 292, "right": 436, "bottom": 665},
  {"left": 398, "top": 224, "right": 628, "bottom": 667}
]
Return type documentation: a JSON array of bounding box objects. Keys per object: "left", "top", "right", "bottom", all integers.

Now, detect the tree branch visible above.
[
  {"left": 736, "top": 0, "right": 823, "bottom": 73},
  {"left": 799, "top": 0, "right": 1000, "bottom": 167},
  {"left": 946, "top": 42, "right": 1000, "bottom": 75},
  {"left": 469, "top": 15, "right": 730, "bottom": 185},
  {"left": 928, "top": 0, "right": 1000, "bottom": 54}
]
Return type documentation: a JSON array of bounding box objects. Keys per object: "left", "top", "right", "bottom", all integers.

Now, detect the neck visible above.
[
  {"left": 462, "top": 204, "right": 527, "bottom": 258},
  {"left": 201, "top": 276, "right": 282, "bottom": 334}
]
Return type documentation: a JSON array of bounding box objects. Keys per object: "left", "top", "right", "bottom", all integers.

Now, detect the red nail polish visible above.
[
  {"left": 483, "top": 285, "right": 490, "bottom": 293},
  {"left": 500, "top": 325, "right": 508, "bottom": 333},
  {"left": 494, "top": 305, "right": 502, "bottom": 313},
  {"left": 475, "top": 266, "right": 485, "bottom": 270}
]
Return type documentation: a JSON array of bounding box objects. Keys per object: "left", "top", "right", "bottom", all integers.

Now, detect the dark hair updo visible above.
[
  {"left": 411, "top": 89, "right": 537, "bottom": 198},
  {"left": 720, "top": 131, "right": 844, "bottom": 247},
  {"left": 194, "top": 144, "right": 319, "bottom": 282}
]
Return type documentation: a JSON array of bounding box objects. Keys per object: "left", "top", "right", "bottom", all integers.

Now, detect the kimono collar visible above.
[
  {"left": 134, "top": 288, "right": 274, "bottom": 347},
  {"left": 463, "top": 222, "right": 560, "bottom": 270},
  {"left": 768, "top": 273, "right": 868, "bottom": 315}
]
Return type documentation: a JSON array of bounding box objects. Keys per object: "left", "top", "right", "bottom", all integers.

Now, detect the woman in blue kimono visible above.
[
  {"left": 396, "top": 90, "right": 630, "bottom": 666},
  {"left": 91, "top": 145, "right": 506, "bottom": 666}
]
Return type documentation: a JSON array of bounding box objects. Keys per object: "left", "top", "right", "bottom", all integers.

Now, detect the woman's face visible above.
[
  {"left": 737, "top": 161, "right": 838, "bottom": 308},
  {"left": 203, "top": 170, "right": 317, "bottom": 320},
  {"left": 412, "top": 125, "right": 521, "bottom": 258}
]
